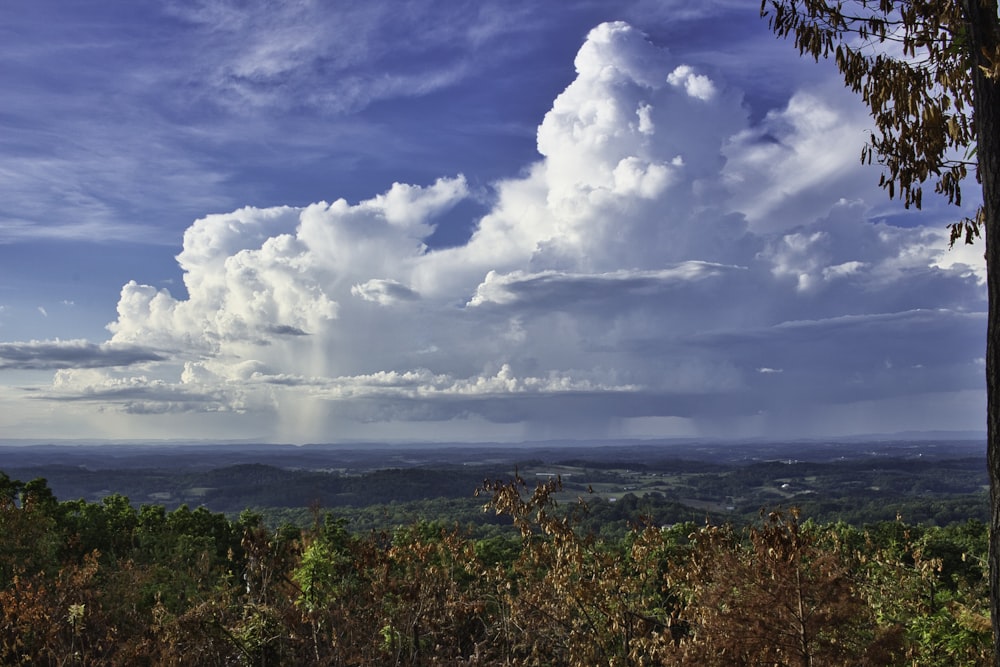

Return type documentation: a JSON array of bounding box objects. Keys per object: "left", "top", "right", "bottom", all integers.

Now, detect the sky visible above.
[{"left": 0, "top": 0, "right": 988, "bottom": 444}]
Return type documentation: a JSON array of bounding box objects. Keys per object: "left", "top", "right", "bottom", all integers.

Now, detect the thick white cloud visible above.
[
  {"left": 667, "top": 65, "right": 717, "bottom": 101},
  {"left": 352, "top": 279, "right": 420, "bottom": 305},
  {"left": 722, "top": 86, "right": 882, "bottom": 233},
  {"left": 10, "top": 21, "right": 986, "bottom": 441}
]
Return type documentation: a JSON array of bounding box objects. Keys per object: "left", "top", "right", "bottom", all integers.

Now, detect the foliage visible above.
[
  {"left": 0, "top": 473, "right": 993, "bottom": 665},
  {"left": 762, "top": 0, "right": 1000, "bottom": 657},
  {"left": 761, "top": 0, "right": 997, "bottom": 241},
  {"left": 668, "top": 510, "right": 889, "bottom": 665}
]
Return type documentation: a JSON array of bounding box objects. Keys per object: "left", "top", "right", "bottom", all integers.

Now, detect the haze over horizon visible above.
[{"left": 0, "top": 1, "right": 987, "bottom": 444}]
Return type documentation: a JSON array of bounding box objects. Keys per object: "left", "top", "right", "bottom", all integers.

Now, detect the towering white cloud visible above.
[{"left": 9, "top": 21, "right": 985, "bottom": 441}]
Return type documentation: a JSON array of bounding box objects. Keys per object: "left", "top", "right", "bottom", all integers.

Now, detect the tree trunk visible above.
[{"left": 964, "top": 0, "right": 1000, "bottom": 659}]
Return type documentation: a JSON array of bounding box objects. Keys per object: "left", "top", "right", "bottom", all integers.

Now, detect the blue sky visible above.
[{"left": 0, "top": 0, "right": 987, "bottom": 443}]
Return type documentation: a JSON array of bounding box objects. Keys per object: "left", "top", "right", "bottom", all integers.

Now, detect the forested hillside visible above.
[
  {"left": 0, "top": 470, "right": 992, "bottom": 665},
  {"left": 1, "top": 439, "right": 988, "bottom": 533}
]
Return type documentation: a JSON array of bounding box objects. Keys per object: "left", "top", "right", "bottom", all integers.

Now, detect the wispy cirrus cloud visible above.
[{"left": 161, "top": 0, "right": 552, "bottom": 114}]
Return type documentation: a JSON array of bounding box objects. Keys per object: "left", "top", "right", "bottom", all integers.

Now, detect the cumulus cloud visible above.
[
  {"left": 667, "top": 65, "right": 717, "bottom": 101},
  {"left": 12, "top": 21, "right": 986, "bottom": 441},
  {"left": 722, "top": 87, "right": 882, "bottom": 233},
  {"left": 352, "top": 279, "right": 420, "bottom": 305}
]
